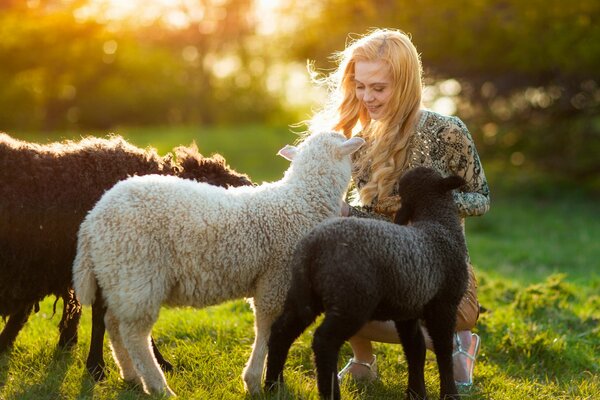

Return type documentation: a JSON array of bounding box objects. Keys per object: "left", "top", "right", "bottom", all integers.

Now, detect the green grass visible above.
[{"left": 1, "top": 126, "right": 599, "bottom": 399}]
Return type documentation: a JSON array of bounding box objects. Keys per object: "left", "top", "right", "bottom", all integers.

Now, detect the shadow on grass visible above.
[
  {"left": 8, "top": 346, "right": 75, "bottom": 399},
  {"left": 253, "top": 377, "right": 433, "bottom": 400},
  {"left": 0, "top": 349, "right": 10, "bottom": 390},
  {"left": 77, "top": 369, "right": 154, "bottom": 400}
]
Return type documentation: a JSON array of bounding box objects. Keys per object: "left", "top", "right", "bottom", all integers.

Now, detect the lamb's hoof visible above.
[
  {"left": 152, "top": 386, "right": 177, "bottom": 399},
  {"left": 87, "top": 363, "right": 107, "bottom": 382},
  {"left": 264, "top": 378, "right": 281, "bottom": 392},
  {"left": 243, "top": 377, "right": 262, "bottom": 396},
  {"left": 406, "top": 388, "right": 427, "bottom": 400},
  {"left": 147, "top": 386, "right": 177, "bottom": 398}
]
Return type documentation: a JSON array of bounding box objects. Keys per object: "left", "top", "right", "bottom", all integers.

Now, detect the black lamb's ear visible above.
[
  {"left": 394, "top": 203, "right": 413, "bottom": 225},
  {"left": 440, "top": 175, "right": 466, "bottom": 192}
]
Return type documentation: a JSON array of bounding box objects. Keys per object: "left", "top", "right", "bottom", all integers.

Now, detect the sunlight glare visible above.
[{"left": 78, "top": 0, "right": 202, "bottom": 28}]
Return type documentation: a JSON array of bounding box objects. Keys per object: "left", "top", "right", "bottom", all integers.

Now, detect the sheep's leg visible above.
[
  {"left": 86, "top": 288, "right": 109, "bottom": 381},
  {"left": 0, "top": 305, "right": 33, "bottom": 352},
  {"left": 58, "top": 289, "right": 81, "bottom": 349},
  {"left": 86, "top": 289, "right": 172, "bottom": 381},
  {"left": 242, "top": 309, "right": 277, "bottom": 395},
  {"left": 119, "top": 319, "right": 175, "bottom": 397},
  {"left": 265, "top": 304, "right": 318, "bottom": 390},
  {"left": 312, "top": 315, "right": 365, "bottom": 400},
  {"left": 150, "top": 337, "right": 173, "bottom": 373},
  {"left": 104, "top": 311, "right": 143, "bottom": 387},
  {"left": 423, "top": 305, "right": 459, "bottom": 399},
  {"left": 395, "top": 319, "right": 427, "bottom": 399}
]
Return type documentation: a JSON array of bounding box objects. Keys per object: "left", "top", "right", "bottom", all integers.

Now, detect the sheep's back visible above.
[
  {"left": 83, "top": 175, "right": 322, "bottom": 310},
  {"left": 303, "top": 217, "right": 459, "bottom": 314},
  {"left": 0, "top": 136, "right": 169, "bottom": 313}
]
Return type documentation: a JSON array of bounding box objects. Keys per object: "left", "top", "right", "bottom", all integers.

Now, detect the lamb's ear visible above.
[
  {"left": 394, "top": 203, "right": 413, "bottom": 225},
  {"left": 440, "top": 175, "right": 466, "bottom": 192},
  {"left": 338, "top": 137, "right": 365, "bottom": 156},
  {"left": 277, "top": 144, "right": 298, "bottom": 161}
]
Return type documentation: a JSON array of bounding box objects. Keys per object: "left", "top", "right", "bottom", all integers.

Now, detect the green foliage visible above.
[
  {"left": 0, "top": 1, "right": 289, "bottom": 131},
  {"left": 1, "top": 1, "right": 599, "bottom": 184},
  {"left": 281, "top": 0, "right": 600, "bottom": 186}
]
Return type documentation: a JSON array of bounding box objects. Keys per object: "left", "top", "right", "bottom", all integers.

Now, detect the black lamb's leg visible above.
[
  {"left": 0, "top": 305, "right": 34, "bottom": 353},
  {"left": 151, "top": 336, "right": 173, "bottom": 373},
  {"left": 265, "top": 304, "right": 318, "bottom": 391},
  {"left": 423, "top": 303, "right": 459, "bottom": 400},
  {"left": 86, "top": 287, "right": 108, "bottom": 381},
  {"left": 312, "top": 315, "right": 365, "bottom": 400},
  {"left": 58, "top": 289, "right": 81, "bottom": 349},
  {"left": 395, "top": 319, "right": 427, "bottom": 400}
]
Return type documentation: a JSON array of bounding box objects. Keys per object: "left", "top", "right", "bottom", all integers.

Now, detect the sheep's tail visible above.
[{"left": 72, "top": 222, "right": 97, "bottom": 306}]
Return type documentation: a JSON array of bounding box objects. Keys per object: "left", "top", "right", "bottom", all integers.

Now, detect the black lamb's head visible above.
[{"left": 394, "top": 167, "right": 465, "bottom": 225}]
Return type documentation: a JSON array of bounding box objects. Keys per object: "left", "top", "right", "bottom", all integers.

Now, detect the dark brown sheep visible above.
[{"left": 0, "top": 133, "right": 253, "bottom": 379}]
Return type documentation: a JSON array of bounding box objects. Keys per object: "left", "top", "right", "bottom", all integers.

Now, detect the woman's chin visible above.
[{"left": 368, "top": 111, "right": 383, "bottom": 120}]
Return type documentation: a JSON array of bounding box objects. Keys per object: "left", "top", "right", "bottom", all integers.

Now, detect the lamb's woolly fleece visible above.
[
  {"left": 72, "top": 130, "right": 364, "bottom": 396},
  {"left": 265, "top": 167, "right": 469, "bottom": 400},
  {"left": 0, "top": 132, "right": 251, "bottom": 362}
]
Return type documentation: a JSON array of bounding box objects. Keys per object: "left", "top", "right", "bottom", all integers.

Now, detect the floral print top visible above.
[{"left": 348, "top": 109, "right": 491, "bottom": 221}]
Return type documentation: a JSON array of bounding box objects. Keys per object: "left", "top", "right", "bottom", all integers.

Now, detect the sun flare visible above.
[
  {"left": 76, "top": 0, "right": 208, "bottom": 29},
  {"left": 74, "top": 0, "right": 283, "bottom": 32}
]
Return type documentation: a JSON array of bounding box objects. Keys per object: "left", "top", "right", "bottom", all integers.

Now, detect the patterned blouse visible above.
[{"left": 348, "top": 109, "right": 491, "bottom": 221}]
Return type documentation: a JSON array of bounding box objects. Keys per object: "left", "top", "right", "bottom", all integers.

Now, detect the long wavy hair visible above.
[{"left": 309, "top": 28, "right": 423, "bottom": 205}]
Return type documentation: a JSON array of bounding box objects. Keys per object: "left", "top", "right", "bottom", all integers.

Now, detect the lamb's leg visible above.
[
  {"left": 104, "top": 310, "right": 143, "bottom": 387},
  {"left": 0, "top": 305, "right": 33, "bottom": 352},
  {"left": 58, "top": 289, "right": 81, "bottom": 349},
  {"left": 395, "top": 319, "right": 427, "bottom": 399},
  {"left": 86, "top": 288, "right": 109, "bottom": 381},
  {"left": 265, "top": 304, "right": 318, "bottom": 390},
  {"left": 86, "top": 289, "right": 172, "bottom": 381},
  {"left": 423, "top": 305, "right": 459, "bottom": 399},
  {"left": 312, "top": 315, "right": 365, "bottom": 400},
  {"left": 242, "top": 308, "right": 278, "bottom": 395},
  {"left": 151, "top": 337, "right": 173, "bottom": 373},
  {"left": 119, "top": 319, "right": 175, "bottom": 397}
]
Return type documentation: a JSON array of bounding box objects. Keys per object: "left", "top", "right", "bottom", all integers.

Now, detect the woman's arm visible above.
[{"left": 448, "top": 117, "right": 491, "bottom": 217}]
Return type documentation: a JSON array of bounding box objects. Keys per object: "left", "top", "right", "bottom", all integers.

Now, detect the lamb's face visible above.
[
  {"left": 297, "top": 131, "right": 364, "bottom": 162},
  {"left": 397, "top": 167, "right": 466, "bottom": 208},
  {"left": 279, "top": 132, "right": 364, "bottom": 178}
]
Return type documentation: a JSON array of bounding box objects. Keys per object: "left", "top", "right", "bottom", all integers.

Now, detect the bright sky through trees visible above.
[{"left": 74, "top": 0, "right": 282, "bottom": 32}]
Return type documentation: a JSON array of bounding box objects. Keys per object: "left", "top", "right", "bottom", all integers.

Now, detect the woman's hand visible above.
[{"left": 341, "top": 201, "right": 350, "bottom": 217}]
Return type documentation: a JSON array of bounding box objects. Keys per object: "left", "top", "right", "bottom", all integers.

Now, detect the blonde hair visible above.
[{"left": 309, "top": 28, "right": 423, "bottom": 205}]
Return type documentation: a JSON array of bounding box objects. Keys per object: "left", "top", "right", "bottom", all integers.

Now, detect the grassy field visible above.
[{"left": 1, "top": 126, "right": 599, "bottom": 399}]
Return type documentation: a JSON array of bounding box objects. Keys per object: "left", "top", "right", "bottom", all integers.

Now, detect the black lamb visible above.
[
  {"left": 0, "top": 133, "right": 253, "bottom": 380},
  {"left": 265, "top": 167, "right": 469, "bottom": 400}
]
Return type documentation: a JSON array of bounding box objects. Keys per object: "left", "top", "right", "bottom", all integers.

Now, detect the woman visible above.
[{"left": 306, "top": 28, "right": 490, "bottom": 387}]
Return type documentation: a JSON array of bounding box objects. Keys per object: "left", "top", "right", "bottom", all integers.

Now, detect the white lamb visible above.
[{"left": 72, "top": 131, "right": 364, "bottom": 397}]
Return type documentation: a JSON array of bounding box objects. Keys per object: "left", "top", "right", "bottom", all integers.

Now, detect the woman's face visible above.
[{"left": 354, "top": 60, "right": 393, "bottom": 120}]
